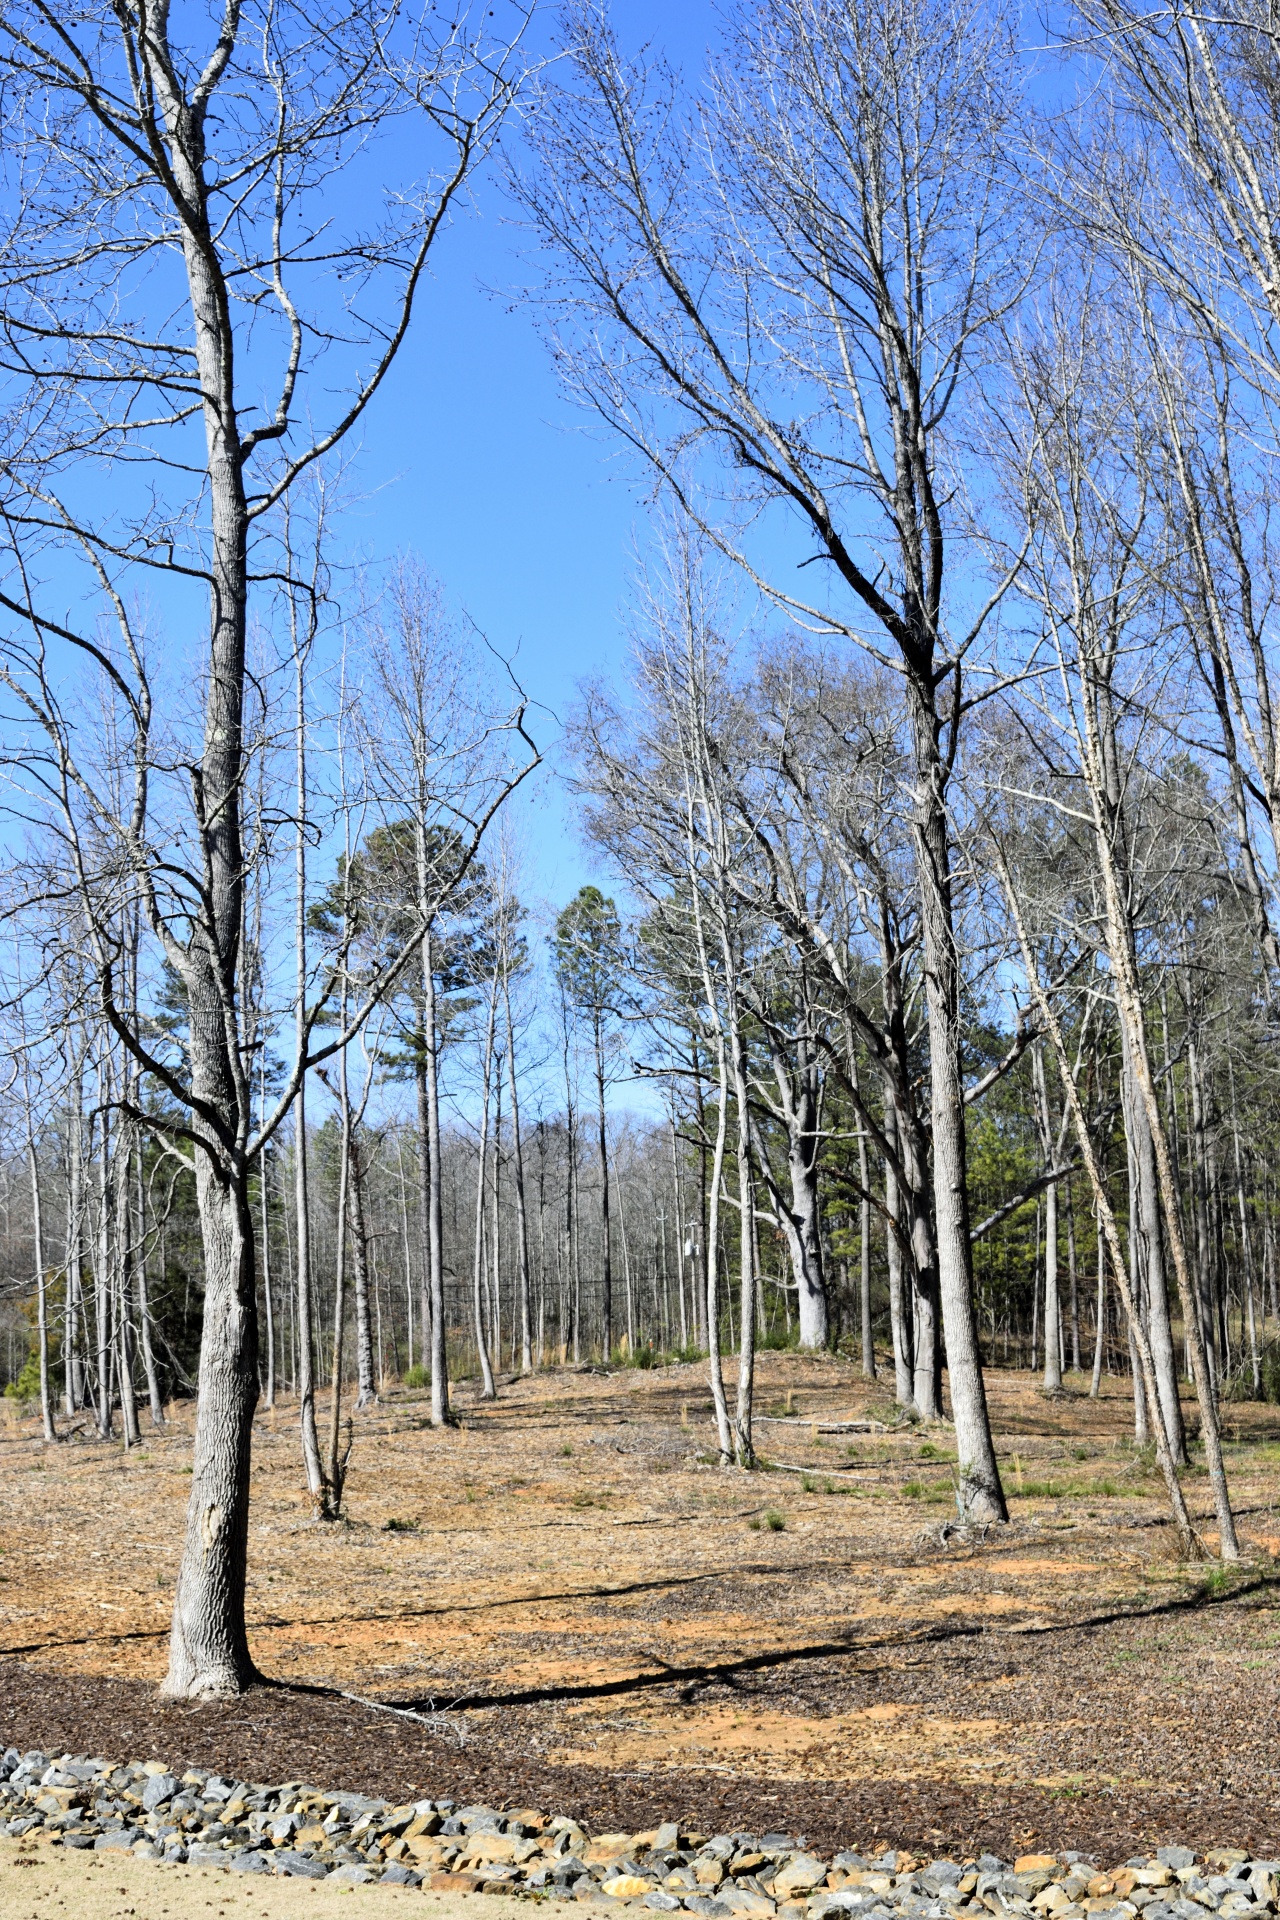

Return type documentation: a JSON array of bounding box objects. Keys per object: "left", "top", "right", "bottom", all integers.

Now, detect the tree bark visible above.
[
  {"left": 421, "top": 920, "right": 451, "bottom": 1428},
  {"left": 594, "top": 1010, "right": 613, "bottom": 1360},
  {"left": 1033, "top": 1045, "right": 1062, "bottom": 1395},
  {"left": 503, "top": 967, "right": 534, "bottom": 1374},
  {"left": 163, "top": 1158, "right": 259, "bottom": 1697},
  {"left": 349, "top": 1130, "right": 377, "bottom": 1408}
]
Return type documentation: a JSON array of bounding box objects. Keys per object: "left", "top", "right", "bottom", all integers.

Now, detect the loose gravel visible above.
[{"left": 3, "top": 1745, "right": 1279, "bottom": 1920}]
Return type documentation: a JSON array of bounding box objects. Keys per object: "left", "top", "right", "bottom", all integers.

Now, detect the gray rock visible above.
[
  {"left": 188, "top": 1846, "right": 234, "bottom": 1869},
  {"left": 60, "top": 1833, "right": 96, "bottom": 1849},
  {"left": 273, "top": 1850, "right": 331, "bottom": 1879},
  {"left": 93, "top": 1830, "right": 137, "bottom": 1851},
  {"left": 686, "top": 1901, "right": 734, "bottom": 1918},
  {"left": 229, "top": 1852, "right": 271, "bottom": 1874},
  {"left": 142, "top": 1773, "right": 180, "bottom": 1813},
  {"left": 329, "top": 1864, "right": 374, "bottom": 1885},
  {"left": 922, "top": 1866, "right": 964, "bottom": 1894},
  {"left": 1160, "top": 1856, "right": 1198, "bottom": 1874},
  {"left": 643, "top": 1895, "right": 683, "bottom": 1911},
  {"left": 381, "top": 1864, "right": 422, "bottom": 1887}
]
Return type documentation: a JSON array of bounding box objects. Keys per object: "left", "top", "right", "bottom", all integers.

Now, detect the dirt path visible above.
[{"left": 2, "top": 1355, "right": 1279, "bottom": 1857}]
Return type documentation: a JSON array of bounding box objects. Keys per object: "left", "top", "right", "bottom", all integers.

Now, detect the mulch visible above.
[{"left": 1, "top": 1655, "right": 1276, "bottom": 1865}]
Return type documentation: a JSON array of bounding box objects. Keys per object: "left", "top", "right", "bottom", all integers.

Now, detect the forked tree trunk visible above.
[
  {"left": 472, "top": 978, "right": 499, "bottom": 1401},
  {"left": 1121, "top": 1042, "right": 1186, "bottom": 1460},
  {"left": 767, "top": 1038, "right": 828, "bottom": 1349}
]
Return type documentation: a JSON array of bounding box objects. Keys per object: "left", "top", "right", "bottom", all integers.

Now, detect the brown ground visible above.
[
  {"left": 2, "top": 1355, "right": 1280, "bottom": 1864},
  {"left": 0, "top": 1834, "right": 584, "bottom": 1920}
]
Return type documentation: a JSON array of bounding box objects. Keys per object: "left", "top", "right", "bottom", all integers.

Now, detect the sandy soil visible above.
[{"left": 0, "top": 1834, "right": 583, "bottom": 1920}]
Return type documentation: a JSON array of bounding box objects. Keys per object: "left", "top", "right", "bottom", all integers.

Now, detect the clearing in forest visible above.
[{"left": 1, "top": 1353, "right": 1279, "bottom": 1861}]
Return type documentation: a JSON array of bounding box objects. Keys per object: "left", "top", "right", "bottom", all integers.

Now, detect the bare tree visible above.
[
  {"left": 995, "top": 291, "right": 1240, "bottom": 1556},
  {"left": 519, "top": 0, "right": 1027, "bottom": 1518},
  {"left": 0, "top": 0, "right": 530, "bottom": 1696}
]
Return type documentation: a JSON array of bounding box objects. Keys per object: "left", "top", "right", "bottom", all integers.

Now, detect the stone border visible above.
[{"left": 2, "top": 1748, "right": 1277, "bottom": 1919}]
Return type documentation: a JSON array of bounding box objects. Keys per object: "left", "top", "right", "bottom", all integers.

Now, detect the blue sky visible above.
[{"left": 337, "top": 0, "right": 723, "bottom": 921}]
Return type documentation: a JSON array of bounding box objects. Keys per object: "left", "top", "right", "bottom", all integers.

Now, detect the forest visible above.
[{"left": 2, "top": 0, "right": 1280, "bottom": 1719}]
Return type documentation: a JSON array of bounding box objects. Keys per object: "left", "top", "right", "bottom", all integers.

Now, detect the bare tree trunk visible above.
[
  {"left": 472, "top": 977, "right": 499, "bottom": 1400},
  {"left": 913, "top": 712, "right": 1005, "bottom": 1517},
  {"left": 93, "top": 1098, "right": 112, "bottom": 1440},
  {"left": 115, "top": 1122, "right": 141, "bottom": 1450},
  {"left": 883, "top": 1096, "right": 914, "bottom": 1409},
  {"left": 1189, "top": 1035, "right": 1217, "bottom": 1394},
  {"left": 421, "top": 923, "right": 451, "bottom": 1427},
  {"left": 1033, "top": 1045, "right": 1062, "bottom": 1394},
  {"left": 1090, "top": 1208, "right": 1106, "bottom": 1398},
  {"left": 1228, "top": 1065, "right": 1261, "bottom": 1397},
  {"left": 594, "top": 1010, "right": 612, "bottom": 1359},
  {"left": 503, "top": 967, "right": 534, "bottom": 1374},
  {"left": 349, "top": 1130, "right": 376, "bottom": 1408},
  {"left": 136, "top": 1154, "right": 165, "bottom": 1427},
  {"left": 66, "top": 1092, "right": 85, "bottom": 1415},
  {"left": 163, "top": 1159, "right": 259, "bottom": 1697},
  {"left": 326, "top": 1025, "right": 352, "bottom": 1509},
  {"left": 728, "top": 1002, "right": 756, "bottom": 1469},
  {"left": 293, "top": 640, "right": 325, "bottom": 1510},
  {"left": 1104, "top": 885, "right": 1237, "bottom": 1554},
  {"left": 670, "top": 1106, "right": 689, "bottom": 1351},
  {"left": 260, "top": 1142, "right": 276, "bottom": 1410},
  {"left": 689, "top": 886, "right": 734, "bottom": 1460},
  {"left": 999, "top": 856, "right": 1199, "bottom": 1554},
  {"left": 28, "top": 1136, "right": 56, "bottom": 1444},
  {"left": 1066, "top": 1175, "right": 1081, "bottom": 1373},
  {"left": 704, "top": 1062, "right": 733, "bottom": 1464},
  {"left": 855, "top": 1063, "right": 875, "bottom": 1379},
  {"left": 1121, "top": 1038, "right": 1186, "bottom": 1460}
]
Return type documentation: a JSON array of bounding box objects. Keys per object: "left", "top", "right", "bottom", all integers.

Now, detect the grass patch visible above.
[{"left": 749, "top": 1507, "right": 787, "bottom": 1531}]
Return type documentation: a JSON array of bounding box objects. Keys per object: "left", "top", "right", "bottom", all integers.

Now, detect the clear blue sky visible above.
[{"left": 340, "top": 0, "right": 721, "bottom": 920}]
